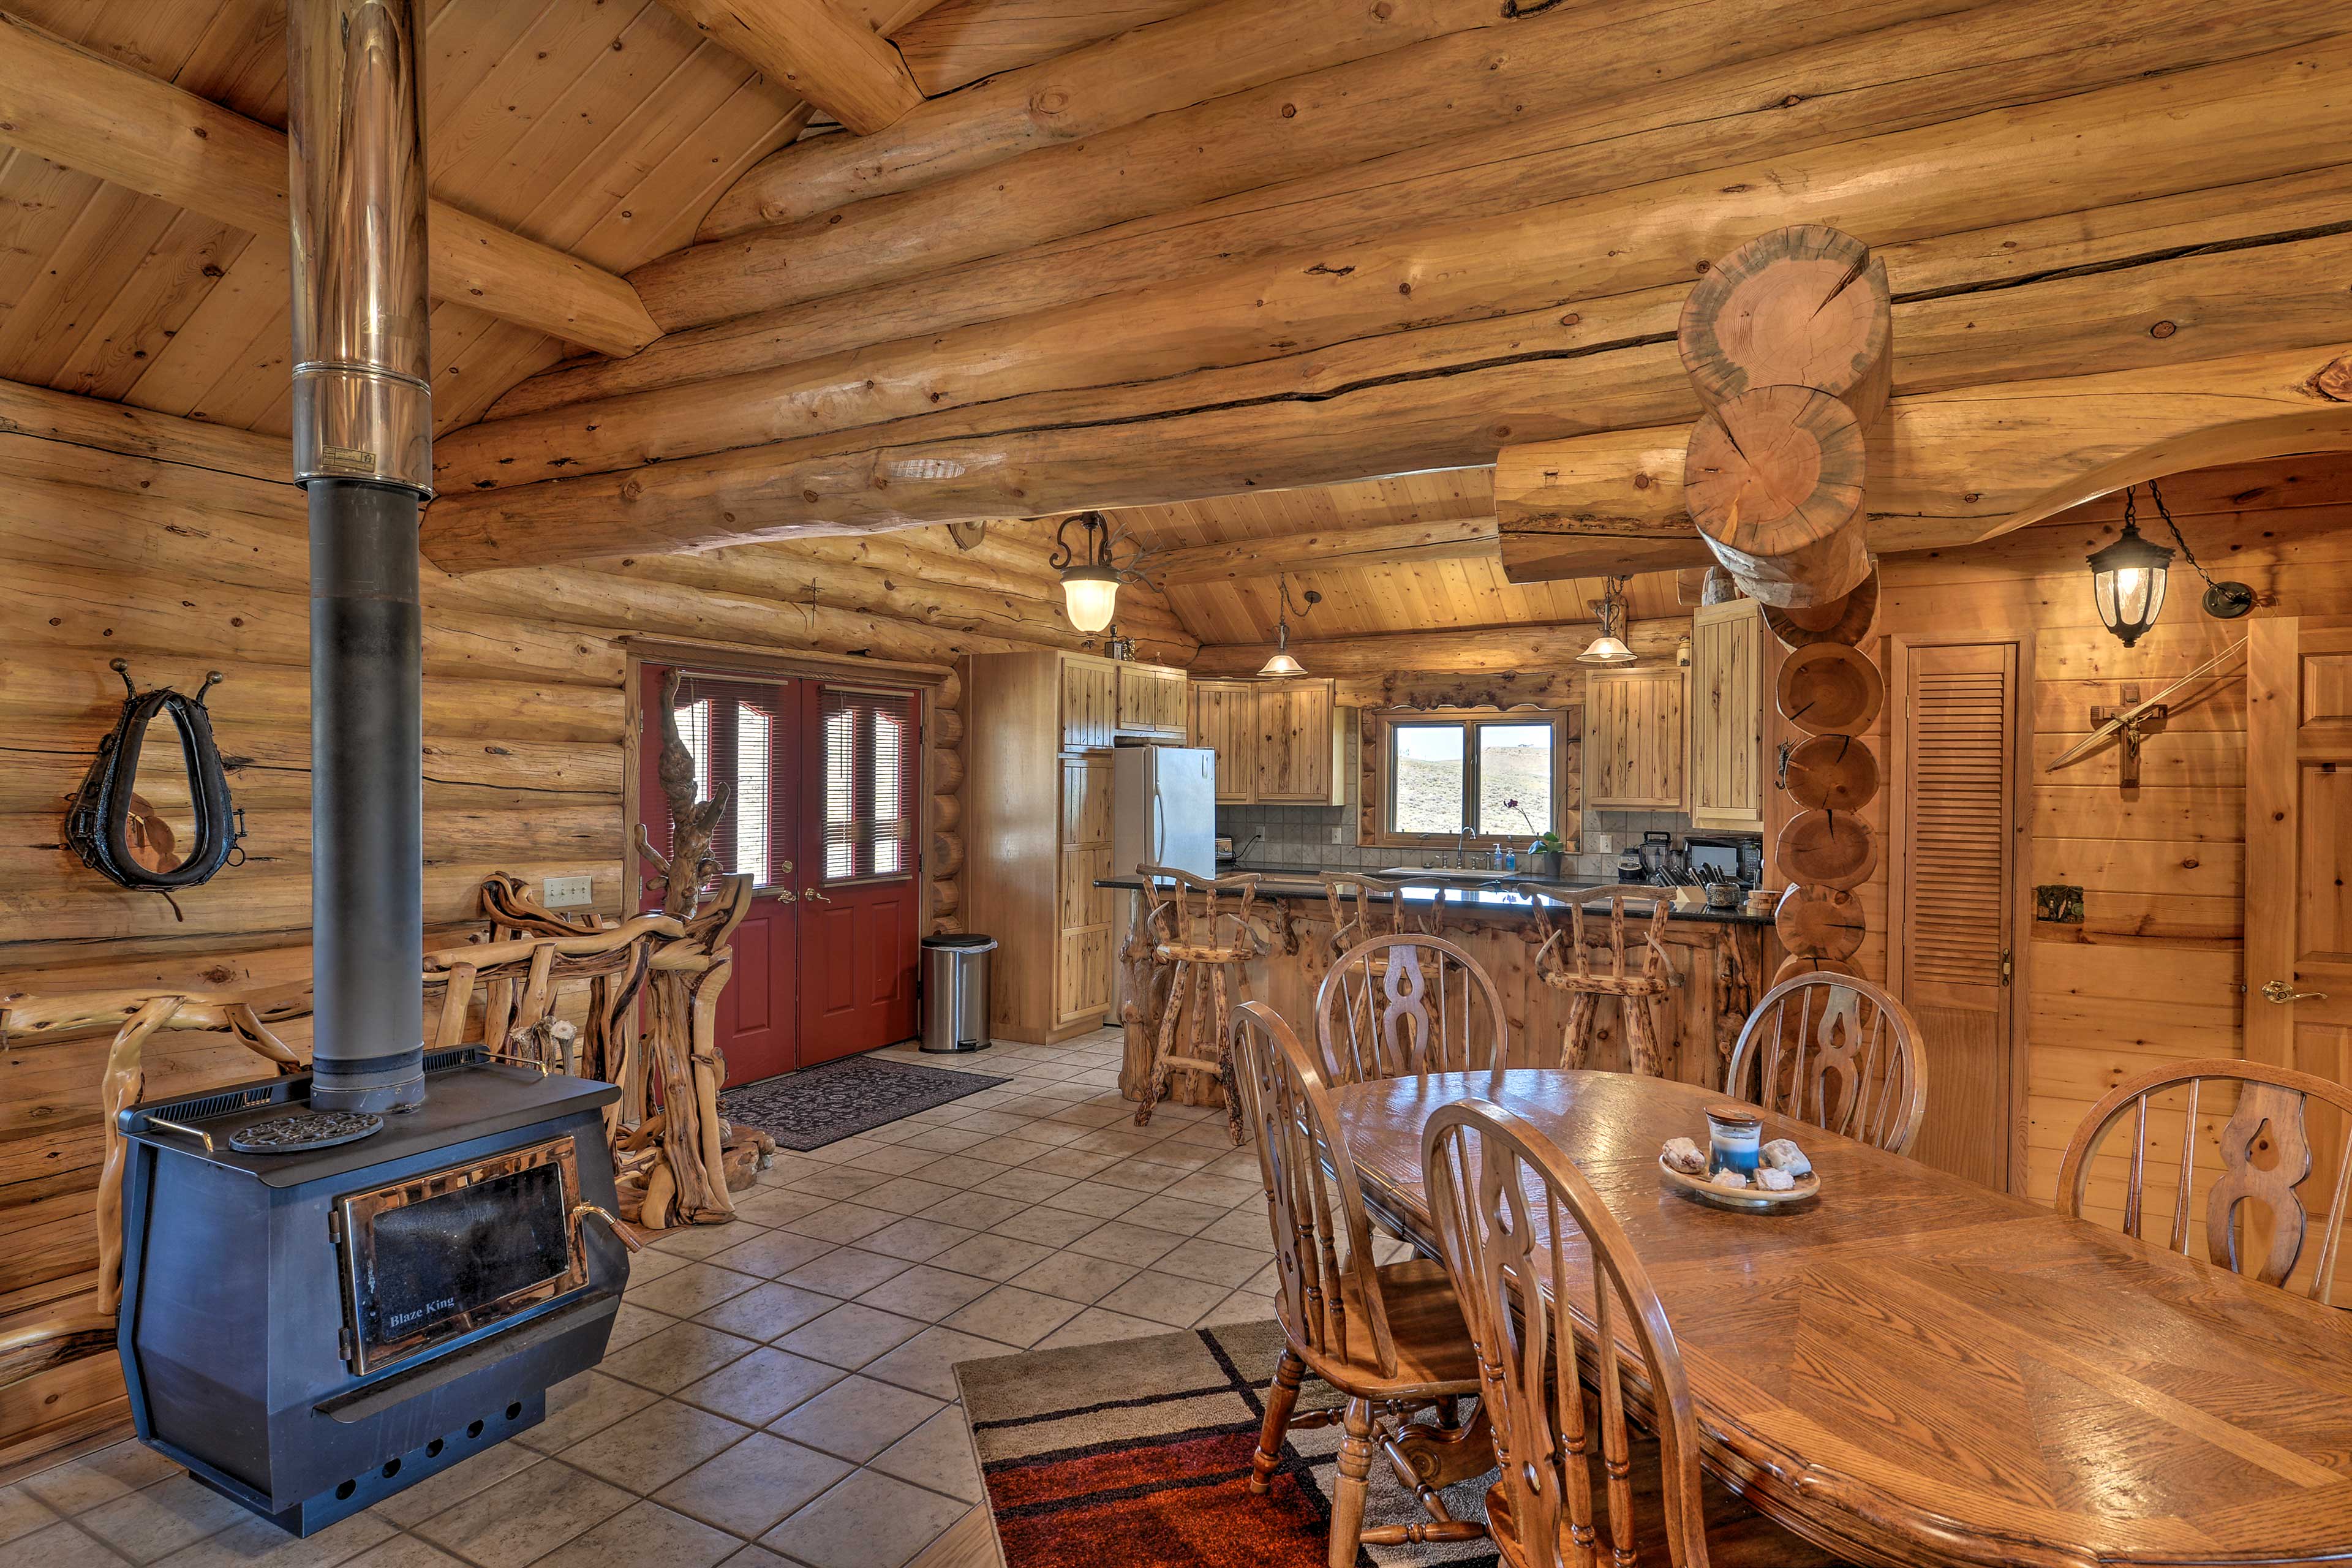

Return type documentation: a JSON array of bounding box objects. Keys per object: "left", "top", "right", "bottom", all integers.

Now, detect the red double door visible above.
[{"left": 638, "top": 666, "right": 922, "bottom": 1085}]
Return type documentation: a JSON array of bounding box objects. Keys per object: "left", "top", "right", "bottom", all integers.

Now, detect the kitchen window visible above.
[{"left": 1372, "top": 711, "right": 1567, "bottom": 846}]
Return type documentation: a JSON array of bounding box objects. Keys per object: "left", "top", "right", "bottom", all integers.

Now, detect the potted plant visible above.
[{"left": 1504, "top": 800, "right": 1567, "bottom": 878}]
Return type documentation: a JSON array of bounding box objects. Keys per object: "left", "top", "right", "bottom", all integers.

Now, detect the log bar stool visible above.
[
  {"left": 1422, "top": 1098, "right": 1843, "bottom": 1567},
  {"left": 2056, "top": 1058, "right": 2352, "bottom": 1302},
  {"left": 1317, "top": 871, "right": 1435, "bottom": 957},
  {"left": 1229, "top": 1001, "right": 1487, "bottom": 1568},
  {"left": 1131, "top": 863, "right": 1263, "bottom": 1141},
  {"left": 1724, "top": 971, "right": 1927, "bottom": 1155},
  {"left": 1531, "top": 886, "right": 1675, "bottom": 1074}
]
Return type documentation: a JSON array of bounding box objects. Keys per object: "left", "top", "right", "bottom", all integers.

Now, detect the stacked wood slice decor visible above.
[{"left": 1676, "top": 223, "right": 1892, "bottom": 986}]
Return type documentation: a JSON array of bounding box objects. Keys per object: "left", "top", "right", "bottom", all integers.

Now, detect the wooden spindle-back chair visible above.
[
  {"left": 1131, "top": 863, "right": 1263, "bottom": 1140},
  {"left": 1227, "top": 1001, "right": 1486, "bottom": 1567},
  {"left": 2054, "top": 1059, "right": 2352, "bottom": 1303},
  {"left": 1531, "top": 886, "right": 1676, "bottom": 1074},
  {"left": 1723, "top": 972, "right": 1926, "bottom": 1154},
  {"left": 1319, "top": 871, "right": 1439, "bottom": 956},
  {"left": 1314, "top": 933, "right": 1509, "bottom": 1090}
]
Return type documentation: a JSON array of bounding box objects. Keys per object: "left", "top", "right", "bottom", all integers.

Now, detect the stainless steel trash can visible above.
[{"left": 919, "top": 933, "right": 996, "bottom": 1054}]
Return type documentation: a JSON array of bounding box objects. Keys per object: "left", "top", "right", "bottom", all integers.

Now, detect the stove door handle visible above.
[{"left": 570, "top": 1201, "right": 643, "bottom": 1254}]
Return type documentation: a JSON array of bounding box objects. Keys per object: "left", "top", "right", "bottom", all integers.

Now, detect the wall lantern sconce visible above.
[
  {"left": 2089, "top": 480, "right": 2253, "bottom": 647},
  {"left": 1576, "top": 576, "right": 1640, "bottom": 665},
  {"left": 1257, "top": 575, "right": 1321, "bottom": 677},
  {"left": 1050, "top": 511, "right": 1153, "bottom": 634}
]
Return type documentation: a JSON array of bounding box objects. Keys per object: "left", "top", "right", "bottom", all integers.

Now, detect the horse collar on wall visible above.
[{"left": 66, "top": 660, "right": 246, "bottom": 919}]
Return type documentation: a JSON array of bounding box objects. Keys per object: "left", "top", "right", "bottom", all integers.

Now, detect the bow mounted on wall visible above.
[{"left": 66, "top": 660, "right": 246, "bottom": 919}]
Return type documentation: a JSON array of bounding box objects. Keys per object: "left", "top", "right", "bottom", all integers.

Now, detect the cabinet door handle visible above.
[{"left": 2261, "top": 979, "right": 2326, "bottom": 1005}]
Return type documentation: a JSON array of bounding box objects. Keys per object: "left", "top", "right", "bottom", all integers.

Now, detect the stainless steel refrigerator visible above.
[{"left": 1109, "top": 744, "right": 1217, "bottom": 1022}]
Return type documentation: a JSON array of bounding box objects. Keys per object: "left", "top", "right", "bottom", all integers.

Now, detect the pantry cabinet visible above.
[
  {"left": 1585, "top": 666, "right": 1686, "bottom": 810},
  {"left": 1115, "top": 661, "right": 1188, "bottom": 736},
  {"left": 1189, "top": 678, "right": 1343, "bottom": 805},
  {"left": 1687, "top": 597, "right": 1770, "bottom": 831}
]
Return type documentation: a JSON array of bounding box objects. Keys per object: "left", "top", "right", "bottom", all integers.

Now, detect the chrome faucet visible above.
[{"left": 1457, "top": 826, "right": 1472, "bottom": 869}]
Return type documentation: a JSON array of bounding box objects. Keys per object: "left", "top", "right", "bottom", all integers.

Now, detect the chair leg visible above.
[
  {"left": 1329, "top": 1396, "right": 1376, "bottom": 1568},
  {"left": 1210, "top": 962, "right": 1244, "bottom": 1147},
  {"left": 1132, "top": 958, "right": 1188, "bottom": 1128},
  {"left": 1561, "top": 992, "right": 1597, "bottom": 1069},
  {"left": 1251, "top": 1347, "right": 1305, "bottom": 1494},
  {"left": 1625, "top": 990, "right": 1663, "bottom": 1078}
]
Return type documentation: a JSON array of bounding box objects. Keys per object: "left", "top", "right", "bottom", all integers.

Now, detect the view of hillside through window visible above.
[{"left": 1390, "top": 721, "right": 1553, "bottom": 839}]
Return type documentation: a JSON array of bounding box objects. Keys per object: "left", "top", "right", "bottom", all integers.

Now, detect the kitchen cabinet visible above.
[
  {"left": 1586, "top": 666, "right": 1686, "bottom": 809},
  {"left": 1189, "top": 678, "right": 1342, "bottom": 804},
  {"left": 1060, "top": 655, "right": 1119, "bottom": 751},
  {"left": 1115, "top": 662, "right": 1188, "bottom": 736},
  {"left": 1688, "top": 597, "right": 1769, "bottom": 830}
]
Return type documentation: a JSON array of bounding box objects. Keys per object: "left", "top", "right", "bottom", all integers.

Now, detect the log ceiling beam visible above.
[
  {"left": 1186, "top": 617, "right": 1690, "bottom": 678},
  {"left": 0, "top": 9, "right": 660, "bottom": 360},
  {"left": 1150, "top": 518, "right": 1501, "bottom": 585},
  {"left": 660, "top": 0, "right": 924, "bottom": 137}
]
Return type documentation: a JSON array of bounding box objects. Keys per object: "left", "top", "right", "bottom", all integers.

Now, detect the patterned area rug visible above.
[
  {"left": 955, "top": 1320, "right": 1499, "bottom": 1567},
  {"left": 717, "top": 1056, "right": 1009, "bottom": 1150}
]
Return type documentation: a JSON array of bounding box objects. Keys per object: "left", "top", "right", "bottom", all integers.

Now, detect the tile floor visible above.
[{"left": 2, "top": 1027, "right": 1352, "bottom": 1568}]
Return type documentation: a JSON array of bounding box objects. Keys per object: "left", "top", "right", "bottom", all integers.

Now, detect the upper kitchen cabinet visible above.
[
  {"left": 1189, "top": 678, "right": 1343, "bottom": 805},
  {"left": 1586, "top": 666, "right": 1686, "bottom": 810},
  {"left": 1050, "top": 653, "right": 1186, "bottom": 751},
  {"left": 1115, "top": 661, "right": 1188, "bottom": 737},
  {"left": 1687, "top": 597, "right": 1770, "bottom": 830}
]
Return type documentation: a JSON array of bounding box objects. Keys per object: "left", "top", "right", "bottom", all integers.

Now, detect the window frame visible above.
[{"left": 1363, "top": 708, "right": 1574, "bottom": 851}]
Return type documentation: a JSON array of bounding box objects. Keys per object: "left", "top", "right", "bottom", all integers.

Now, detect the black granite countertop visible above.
[{"left": 1095, "top": 864, "right": 1774, "bottom": 926}]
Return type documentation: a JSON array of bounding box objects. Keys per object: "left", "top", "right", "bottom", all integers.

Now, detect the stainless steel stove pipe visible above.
[{"left": 288, "top": 0, "right": 431, "bottom": 1112}]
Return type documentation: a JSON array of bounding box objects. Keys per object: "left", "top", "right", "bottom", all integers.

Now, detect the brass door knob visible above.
[
  {"left": 2261, "top": 979, "right": 2328, "bottom": 1005},
  {"left": 804, "top": 886, "right": 832, "bottom": 903}
]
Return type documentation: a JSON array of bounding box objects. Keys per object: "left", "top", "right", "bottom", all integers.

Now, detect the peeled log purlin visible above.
[
  {"left": 667, "top": 0, "right": 1917, "bottom": 322},
  {"left": 1678, "top": 225, "right": 1891, "bottom": 426},
  {"left": 889, "top": 0, "right": 1208, "bottom": 100},
  {"left": 421, "top": 230, "right": 2352, "bottom": 573},
  {"left": 1684, "top": 386, "right": 1872, "bottom": 609},
  {"left": 442, "top": 38, "right": 2350, "bottom": 496},
  {"left": 1493, "top": 340, "right": 2352, "bottom": 581},
  {"left": 493, "top": 0, "right": 2326, "bottom": 423},
  {"left": 698, "top": 0, "right": 1507, "bottom": 237}
]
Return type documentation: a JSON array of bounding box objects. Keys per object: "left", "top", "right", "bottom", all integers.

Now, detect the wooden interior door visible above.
[
  {"left": 796, "top": 683, "right": 922, "bottom": 1061},
  {"left": 1893, "top": 639, "right": 2026, "bottom": 1190},
  {"left": 2245, "top": 617, "right": 2352, "bottom": 1238},
  {"left": 639, "top": 666, "right": 801, "bottom": 1086}
]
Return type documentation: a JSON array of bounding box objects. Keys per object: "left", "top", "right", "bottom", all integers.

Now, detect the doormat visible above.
[{"left": 717, "top": 1055, "right": 1009, "bottom": 1151}]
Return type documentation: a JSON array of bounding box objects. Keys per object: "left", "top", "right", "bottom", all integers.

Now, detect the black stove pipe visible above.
[{"left": 288, "top": 0, "right": 432, "bottom": 1113}]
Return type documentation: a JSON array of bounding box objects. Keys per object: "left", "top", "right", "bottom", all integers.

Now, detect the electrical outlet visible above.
[
  {"left": 543, "top": 874, "right": 594, "bottom": 908},
  {"left": 1591, "top": 832, "right": 1615, "bottom": 854}
]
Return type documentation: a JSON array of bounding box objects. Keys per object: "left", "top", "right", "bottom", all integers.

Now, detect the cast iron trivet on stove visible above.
[
  {"left": 717, "top": 1056, "right": 1010, "bottom": 1151},
  {"left": 228, "top": 1109, "right": 384, "bottom": 1154}
]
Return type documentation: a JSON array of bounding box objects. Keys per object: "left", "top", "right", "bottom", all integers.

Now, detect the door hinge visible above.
[{"left": 1999, "top": 947, "right": 2013, "bottom": 987}]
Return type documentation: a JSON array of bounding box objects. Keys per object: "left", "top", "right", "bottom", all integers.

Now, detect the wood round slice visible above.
[
  {"left": 1782, "top": 734, "right": 1880, "bottom": 812},
  {"left": 1777, "top": 809, "right": 1877, "bottom": 891},
  {"left": 1771, "top": 953, "right": 1854, "bottom": 988},
  {"left": 1684, "top": 386, "right": 1871, "bottom": 609},
  {"left": 1700, "top": 565, "right": 1740, "bottom": 606},
  {"left": 1678, "top": 224, "right": 1893, "bottom": 428},
  {"left": 1762, "top": 563, "right": 1879, "bottom": 649},
  {"left": 1776, "top": 643, "right": 1884, "bottom": 735},
  {"left": 1776, "top": 883, "right": 1868, "bottom": 961}
]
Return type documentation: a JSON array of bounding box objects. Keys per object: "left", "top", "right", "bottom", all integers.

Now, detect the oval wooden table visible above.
[{"left": 1331, "top": 1069, "right": 2352, "bottom": 1568}]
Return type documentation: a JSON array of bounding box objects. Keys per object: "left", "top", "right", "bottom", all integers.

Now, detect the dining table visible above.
[{"left": 1330, "top": 1068, "right": 2352, "bottom": 1568}]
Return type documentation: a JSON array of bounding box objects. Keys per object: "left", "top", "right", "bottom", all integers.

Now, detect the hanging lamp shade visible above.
[
  {"left": 2087, "top": 519, "right": 2171, "bottom": 647},
  {"left": 1257, "top": 620, "right": 1307, "bottom": 677},
  {"left": 1059, "top": 565, "right": 1121, "bottom": 633},
  {"left": 1576, "top": 576, "right": 1639, "bottom": 664},
  {"left": 1575, "top": 632, "right": 1637, "bottom": 666}
]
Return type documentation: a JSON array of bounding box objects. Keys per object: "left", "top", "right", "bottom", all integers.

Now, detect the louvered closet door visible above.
[{"left": 1899, "top": 642, "right": 2020, "bottom": 1189}]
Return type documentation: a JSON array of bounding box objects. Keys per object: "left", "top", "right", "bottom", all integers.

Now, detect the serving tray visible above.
[{"left": 1658, "top": 1156, "right": 1820, "bottom": 1212}]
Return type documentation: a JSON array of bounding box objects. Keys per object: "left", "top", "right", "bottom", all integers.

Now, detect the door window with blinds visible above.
[
  {"left": 654, "top": 674, "right": 792, "bottom": 889},
  {"left": 820, "top": 687, "right": 919, "bottom": 883}
]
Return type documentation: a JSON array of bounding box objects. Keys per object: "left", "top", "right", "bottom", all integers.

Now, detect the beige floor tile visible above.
[
  {"left": 840, "top": 1145, "right": 941, "bottom": 1176},
  {"left": 337, "top": 1539, "right": 471, "bottom": 1568},
  {"left": 77, "top": 1473, "right": 249, "bottom": 1564},
  {"left": 986, "top": 1205, "right": 1101, "bottom": 1249},
  {"left": 599, "top": 1322, "right": 760, "bottom": 1394},
  {"left": 954, "top": 1134, "right": 1055, "bottom": 1168},
  {"left": 1197, "top": 1286, "right": 1280, "bottom": 1329},
  {"left": 1157, "top": 1172, "right": 1266, "bottom": 1209},
  {"left": 1204, "top": 1150, "right": 1264, "bottom": 1182},
  {"left": 1127, "top": 1140, "right": 1224, "bottom": 1174},
  {"left": 941, "top": 1286, "right": 1083, "bottom": 1349},
  {"left": 647, "top": 1221, "right": 763, "bottom": 1260},
  {"left": 1117, "top": 1194, "right": 1231, "bottom": 1236},
  {"left": 1004, "top": 1249, "right": 1141, "bottom": 1306},
  {"left": 868, "top": 1408, "right": 984, "bottom": 1505},
  {"left": 1035, "top": 1181, "right": 1144, "bottom": 1220},
  {"left": 652, "top": 1434, "right": 850, "bottom": 1539},
  {"left": 374, "top": 1438, "right": 546, "bottom": 1525},
  {"left": 0, "top": 1483, "right": 59, "bottom": 1547},
  {"left": 856, "top": 1264, "right": 997, "bottom": 1321},
  {"left": 799, "top": 1136, "right": 892, "bottom": 1165},
  {"left": 1065, "top": 1127, "right": 1159, "bottom": 1157},
  {"left": 145, "top": 1500, "right": 392, "bottom": 1568},
  {"left": 603, "top": 1302, "right": 677, "bottom": 1352},
  {"left": 725, "top": 1189, "right": 831, "bottom": 1228},
  {"left": 619, "top": 1248, "right": 691, "bottom": 1284},
  {"left": 894, "top": 1125, "right": 990, "bottom": 1154},
  {"left": 1087, "top": 1159, "right": 1182, "bottom": 1194},
  {"left": 972, "top": 1167, "right": 1079, "bottom": 1204},
  {"left": 676, "top": 1346, "right": 845, "bottom": 1426},
  {"left": 1019, "top": 1147, "right": 1121, "bottom": 1181},
  {"left": 559, "top": 1397, "right": 752, "bottom": 1492},
  {"left": 11, "top": 1518, "right": 139, "bottom": 1568},
  {"left": 939, "top": 1109, "right": 1030, "bottom": 1137},
  {"left": 778, "top": 1245, "right": 911, "bottom": 1298},
  {"left": 914, "top": 1191, "right": 1025, "bottom": 1231},
  {"left": 899, "top": 1154, "right": 1011, "bottom": 1189},
  {"left": 777, "top": 1303, "right": 927, "bottom": 1370},
  {"left": 1197, "top": 1207, "right": 1275, "bottom": 1250},
  {"left": 758, "top": 1468, "right": 968, "bottom": 1568},
  {"left": 861, "top": 1327, "right": 1020, "bottom": 1401},
  {"left": 694, "top": 1281, "right": 839, "bottom": 1341},
  {"left": 1094, "top": 1269, "right": 1234, "bottom": 1328},
  {"left": 925, "top": 1232, "right": 1052, "bottom": 1283},
  {"left": 19, "top": 1442, "right": 182, "bottom": 1514},
  {"left": 781, "top": 1167, "right": 888, "bottom": 1201},
  {"left": 997, "top": 1119, "right": 1086, "bottom": 1147},
  {"left": 850, "top": 1176, "right": 962, "bottom": 1215},
  {"left": 775, "top": 1201, "right": 898, "bottom": 1245},
  {"left": 409, "top": 1460, "right": 631, "bottom": 1568},
  {"left": 1033, "top": 1307, "right": 1169, "bottom": 1351},
  {"left": 529, "top": 1499, "right": 739, "bottom": 1568},
  {"left": 1039, "top": 1104, "right": 1132, "bottom": 1129},
  {"left": 1065, "top": 1220, "right": 1184, "bottom": 1268},
  {"left": 858, "top": 1216, "right": 979, "bottom": 1263},
  {"left": 766, "top": 1376, "right": 945, "bottom": 1464},
  {"left": 1152, "top": 1235, "right": 1275, "bottom": 1288},
  {"left": 625, "top": 1262, "right": 761, "bottom": 1319},
  {"left": 516, "top": 1371, "right": 660, "bottom": 1455}
]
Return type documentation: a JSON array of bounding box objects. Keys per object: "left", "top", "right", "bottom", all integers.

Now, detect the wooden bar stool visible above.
[
  {"left": 1131, "top": 864, "right": 1262, "bottom": 1142},
  {"left": 1531, "top": 886, "right": 1675, "bottom": 1075},
  {"left": 1317, "top": 871, "right": 1436, "bottom": 957}
]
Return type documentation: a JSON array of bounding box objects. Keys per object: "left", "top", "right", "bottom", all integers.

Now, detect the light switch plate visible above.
[{"left": 543, "top": 874, "right": 594, "bottom": 908}]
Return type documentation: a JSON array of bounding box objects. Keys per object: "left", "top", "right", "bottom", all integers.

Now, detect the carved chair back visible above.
[
  {"left": 1137, "top": 863, "right": 1262, "bottom": 960},
  {"left": 2054, "top": 1058, "right": 2352, "bottom": 1303},
  {"left": 1529, "top": 886, "right": 1673, "bottom": 990},
  {"left": 1724, "top": 972, "right": 1927, "bottom": 1154},
  {"left": 1314, "top": 934, "right": 1509, "bottom": 1090},
  {"left": 1423, "top": 1099, "right": 1711, "bottom": 1568},
  {"left": 1228, "top": 1000, "right": 1398, "bottom": 1378},
  {"left": 1319, "top": 872, "right": 1435, "bottom": 955}
]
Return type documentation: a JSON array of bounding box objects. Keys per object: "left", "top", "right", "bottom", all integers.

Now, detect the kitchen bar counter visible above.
[{"left": 1101, "top": 864, "right": 1781, "bottom": 1110}]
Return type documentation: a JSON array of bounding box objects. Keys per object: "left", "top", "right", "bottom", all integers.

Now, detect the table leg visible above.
[{"left": 1389, "top": 1400, "right": 1495, "bottom": 1491}]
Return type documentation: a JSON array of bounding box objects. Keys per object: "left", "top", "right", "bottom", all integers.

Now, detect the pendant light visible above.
[
  {"left": 1576, "top": 576, "right": 1639, "bottom": 665},
  {"left": 1257, "top": 576, "right": 1321, "bottom": 677},
  {"left": 1050, "top": 511, "right": 1145, "bottom": 634},
  {"left": 2089, "top": 481, "right": 2253, "bottom": 647}
]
